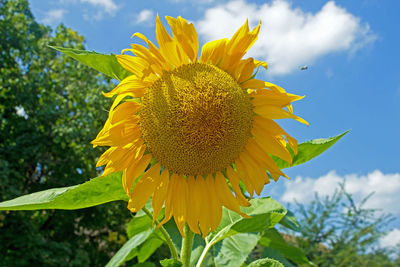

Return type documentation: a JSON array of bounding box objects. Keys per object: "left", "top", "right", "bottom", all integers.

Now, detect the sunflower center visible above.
[{"left": 140, "top": 63, "right": 253, "bottom": 176}]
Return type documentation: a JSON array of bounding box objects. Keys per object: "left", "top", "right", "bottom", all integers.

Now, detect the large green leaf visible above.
[
  {"left": 137, "top": 237, "right": 164, "bottom": 263},
  {"left": 259, "top": 229, "right": 310, "bottom": 265},
  {"left": 49, "top": 45, "right": 131, "bottom": 81},
  {"left": 248, "top": 257, "right": 284, "bottom": 267},
  {"left": 127, "top": 213, "right": 153, "bottom": 239},
  {"left": 195, "top": 198, "right": 286, "bottom": 266},
  {"left": 212, "top": 233, "right": 260, "bottom": 267},
  {"left": 0, "top": 172, "right": 127, "bottom": 210},
  {"left": 207, "top": 197, "right": 286, "bottom": 245},
  {"left": 274, "top": 131, "right": 349, "bottom": 169},
  {"left": 106, "top": 229, "right": 153, "bottom": 267}
]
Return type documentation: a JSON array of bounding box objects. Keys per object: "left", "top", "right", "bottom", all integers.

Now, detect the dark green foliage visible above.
[
  {"left": 284, "top": 186, "right": 399, "bottom": 266},
  {"left": 0, "top": 0, "right": 131, "bottom": 265}
]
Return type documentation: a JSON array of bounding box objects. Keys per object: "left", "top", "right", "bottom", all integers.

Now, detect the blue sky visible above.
[{"left": 29, "top": 0, "right": 400, "bottom": 246}]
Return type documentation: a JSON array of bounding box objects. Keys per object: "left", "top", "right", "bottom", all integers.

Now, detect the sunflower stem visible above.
[
  {"left": 181, "top": 225, "right": 195, "bottom": 267},
  {"left": 142, "top": 207, "right": 179, "bottom": 260}
]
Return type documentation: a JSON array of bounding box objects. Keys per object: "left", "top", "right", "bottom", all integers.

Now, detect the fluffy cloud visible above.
[
  {"left": 380, "top": 228, "right": 400, "bottom": 248},
  {"left": 196, "top": 0, "right": 376, "bottom": 75},
  {"left": 135, "top": 9, "right": 154, "bottom": 25},
  {"left": 80, "top": 0, "right": 118, "bottom": 14},
  {"left": 280, "top": 170, "right": 400, "bottom": 215},
  {"left": 41, "top": 9, "right": 67, "bottom": 25}
]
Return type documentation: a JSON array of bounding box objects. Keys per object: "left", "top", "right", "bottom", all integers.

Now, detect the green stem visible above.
[
  {"left": 181, "top": 225, "right": 195, "bottom": 267},
  {"left": 196, "top": 242, "right": 212, "bottom": 267},
  {"left": 142, "top": 207, "right": 179, "bottom": 260}
]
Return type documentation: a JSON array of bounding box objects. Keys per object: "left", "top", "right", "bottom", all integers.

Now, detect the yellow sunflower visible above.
[{"left": 93, "top": 15, "right": 307, "bottom": 237}]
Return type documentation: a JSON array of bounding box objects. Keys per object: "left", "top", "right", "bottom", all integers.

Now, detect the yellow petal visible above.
[
  {"left": 102, "top": 144, "right": 144, "bottom": 177},
  {"left": 116, "top": 55, "right": 150, "bottom": 77},
  {"left": 91, "top": 119, "right": 141, "bottom": 147},
  {"left": 124, "top": 154, "right": 152, "bottom": 195},
  {"left": 110, "top": 101, "right": 141, "bottom": 124},
  {"left": 96, "top": 147, "right": 117, "bottom": 167},
  {"left": 214, "top": 172, "right": 250, "bottom": 218},
  {"left": 172, "top": 174, "right": 189, "bottom": 237},
  {"left": 197, "top": 176, "right": 211, "bottom": 237},
  {"left": 156, "top": 14, "right": 181, "bottom": 67},
  {"left": 166, "top": 16, "right": 199, "bottom": 63},
  {"left": 238, "top": 152, "right": 268, "bottom": 195},
  {"left": 152, "top": 169, "right": 169, "bottom": 225},
  {"left": 131, "top": 32, "right": 171, "bottom": 71},
  {"left": 129, "top": 163, "right": 161, "bottom": 212},
  {"left": 200, "top": 38, "right": 228, "bottom": 65},
  {"left": 235, "top": 157, "right": 255, "bottom": 198},
  {"left": 254, "top": 116, "right": 298, "bottom": 154},
  {"left": 235, "top": 58, "right": 257, "bottom": 83},
  {"left": 252, "top": 122, "right": 293, "bottom": 164},
  {"left": 205, "top": 175, "right": 222, "bottom": 231},
  {"left": 221, "top": 20, "right": 261, "bottom": 72},
  {"left": 251, "top": 91, "right": 304, "bottom": 108},
  {"left": 254, "top": 105, "right": 309, "bottom": 126},
  {"left": 186, "top": 176, "right": 201, "bottom": 234},
  {"left": 242, "top": 78, "right": 267, "bottom": 89},
  {"left": 103, "top": 75, "right": 150, "bottom": 98},
  {"left": 244, "top": 138, "right": 287, "bottom": 181},
  {"left": 226, "top": 166, "right": 250, "bottom": 206},
  {"left": 160, "top": 173, "right": 178, "bottom": 225}
]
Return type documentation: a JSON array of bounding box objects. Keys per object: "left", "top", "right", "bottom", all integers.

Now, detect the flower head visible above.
[{"left": 93, "top": 15, "right": 307, "bottom": 237}]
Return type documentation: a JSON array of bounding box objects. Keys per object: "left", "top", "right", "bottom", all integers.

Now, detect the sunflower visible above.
[{"left": 93, "top": 15, "right": 307, "bottom": 237}]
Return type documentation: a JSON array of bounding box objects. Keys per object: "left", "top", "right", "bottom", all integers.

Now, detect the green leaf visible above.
[
  {"left": 0, "top": 172, "right": 127, "bottom": 210},
  {"left": 49, "top": 45, "right": 131, "bottom": 81},
  {"left": 279, "top": 210, "right": 301, "bottom": 232},
  {"left": 261, "top": 248, "right": 294, "bottom": 267},
  {"left": 274, "top": 130, "right": 349, "bottom": 169},
  {"left": 127, "top": 214, "right": 153, "bottom": 239},
  {"left": 259, "top": 229, "right": 310, "bottom": 264},
  {"left": 137, "top": 237, "right": 164, "bottom": 263},
  {"left": 212, "top": 233, "right": 260, "bottom": 267},
  {"left": 247, "top": 257, "right": 284, "bottom": 267},
  {"left": 207, "top": 197, "right": 286, "bottom": 246},
  {"left": 106, "top": 229, "right": 153, "bottom": 267},
  {"left": 160, "top": 258, "right": 182, "bottom": 267}
]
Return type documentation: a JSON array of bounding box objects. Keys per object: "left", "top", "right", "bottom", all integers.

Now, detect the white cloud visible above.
[
  {"left": 136, "top": 9, "right": 154, "bottom": 25},
  {"left": 380, "top": 228, "right": 400, "bottom": 248},
  {"left": 196, "top": 0, "right": 377, "bottom": 75},
  {"left": 80, "top": 0, "right": 118, "bottom": 14},
  {"left": 74, "top": 0, "right": 119, "bottom": 20},
  {"left": 42, "top": 9, "right": 67, "bottom": 25},
  {"left": 281, "top": 170, "right": 400, "bottom": 215}
]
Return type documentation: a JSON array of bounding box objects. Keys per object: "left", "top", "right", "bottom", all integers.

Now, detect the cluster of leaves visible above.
[
  {"left": 282, "top": 187, "right": 400, "bottom": 266},
  {"left": 0, "top": 0, "right": 131, "bottom": 265}
]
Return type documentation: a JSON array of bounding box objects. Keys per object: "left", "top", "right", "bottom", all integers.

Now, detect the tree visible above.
[
  {"left": 0, "top": 0, "right": 130, "bottom": 265},
  {"left": 285, "top": 185, "right": 399, "bottom": 266}
]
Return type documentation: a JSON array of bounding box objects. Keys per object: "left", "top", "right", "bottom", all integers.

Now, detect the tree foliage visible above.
[
  {"left": 284, "top": 186, "right": 400, "bottom": 266},
  {"left": 0, "top": 0, "right": 131, "bottom": 265}
]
